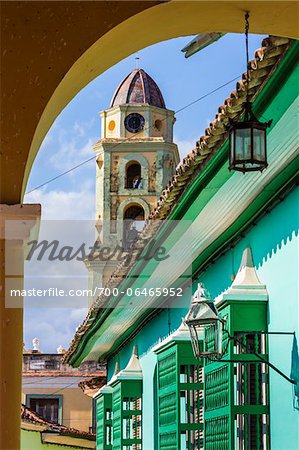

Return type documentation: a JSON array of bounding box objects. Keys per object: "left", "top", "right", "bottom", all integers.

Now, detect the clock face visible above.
[{"left": 124, "top": 113, "right": 145, "bottom": 133}]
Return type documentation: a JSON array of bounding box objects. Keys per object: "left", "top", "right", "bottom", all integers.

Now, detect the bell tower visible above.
[{"left": 86, "top": 68, "right": 179, "bottom": 290}]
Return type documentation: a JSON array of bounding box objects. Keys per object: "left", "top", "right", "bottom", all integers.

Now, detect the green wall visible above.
[
  {"left": 105, "top": 45, "right": 299, "bottom": 450},
  {"left": 108, "top": 187, "right": 299, "bottom": 450}
]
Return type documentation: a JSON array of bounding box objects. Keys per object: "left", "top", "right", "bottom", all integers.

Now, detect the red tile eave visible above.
[
  {"left": 21, "top": 404, "right": 96, "bottom": 440},
  {"left": 148, "top": 36, "right": 292, "bottom": 221}
]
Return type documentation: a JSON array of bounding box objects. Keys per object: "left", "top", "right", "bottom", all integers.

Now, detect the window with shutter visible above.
[
  {"left": 95, "top": 386, "right": 113, "bottom": 450},
  {"left": 203, "top": 247, "right": 270, "bottom": 450},
  {"left": 26, "top": 395, "right": 62, "bottom": 425},
  {"left": 110, "top": 346, "right": 143, "bottom": 450},
  {"left": 154, "top": 322, "right": 204, "bottom": 450}
]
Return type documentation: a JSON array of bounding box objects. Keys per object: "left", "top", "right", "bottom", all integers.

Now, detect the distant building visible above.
[
  {"left": 21, "top": 403, "right": 96, "bottom": 449},
  {"left": 22, "top": 339, "right": 106, "bottom": 433}
]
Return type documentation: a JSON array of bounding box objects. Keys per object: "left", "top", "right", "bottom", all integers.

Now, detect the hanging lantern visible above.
[
  {"left": 184, "top": 283, "right": 224, "bottom": 360},
  {"left": 228, "top": 12, "right": 272, "bottom": 173},
  {"left": 228, "top": 101, "right": 272, "bottom": 172}
]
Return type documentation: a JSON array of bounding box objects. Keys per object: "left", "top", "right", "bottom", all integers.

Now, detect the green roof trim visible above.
[{"left": 67, "top": 39, "right": 299, "bottom": 367}]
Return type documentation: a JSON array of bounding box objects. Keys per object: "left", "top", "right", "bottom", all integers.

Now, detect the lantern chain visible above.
[{"left": 245, "top": 11, "right": 250, "bottom": 118}]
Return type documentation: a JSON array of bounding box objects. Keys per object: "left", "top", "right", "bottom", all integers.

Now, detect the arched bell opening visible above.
[
  {"left": 125, "top": 161, "right": 142, "bottom": 189},
  {"left": 123, "top": 204, "right": 145, "bottom": 251}
]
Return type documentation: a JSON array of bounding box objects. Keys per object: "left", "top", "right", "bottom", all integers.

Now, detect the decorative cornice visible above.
[
  {"left": 114, "top": 345, "right": 143, "bottom": 381},
  {"left": 215, "top": 247, "right": 268, "bottom": 307}
]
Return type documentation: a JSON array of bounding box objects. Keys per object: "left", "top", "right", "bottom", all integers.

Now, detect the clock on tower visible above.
[{"left": 86, "top": 68, "right": 179, "bottom": 294}]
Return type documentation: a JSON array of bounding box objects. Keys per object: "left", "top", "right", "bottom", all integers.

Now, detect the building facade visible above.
[
  {"left": 22, "top": 341, "right": 106, "bottom": 433},
  {"left": 65, "top": 36, "right": 299, "bottom": 450}
]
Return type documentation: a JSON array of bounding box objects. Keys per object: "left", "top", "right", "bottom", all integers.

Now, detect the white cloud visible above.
[
  {"left": 38, "top": 117, "right": 98, "bottom": 174},
  {"left": 174, "top": 136, "right": 197, "bottom": 159},
  {"left": 24, "top": 184, "right": 95, "bottom": 220},
  {"left": 73, "top": 121, "right": 86, "bottom": 137},
  {"left": 24, "top": 308, "right": 88, "bottom": 353},
  {"left": 49, "top": 137, "right": 96, "bottom": 172},
  {"left": 24, "top": 119, "right": 98, "bottom": 353},
  {"left": 42, "top": 132, "right": 54, "bottom": 147},
  {"left": 72, "top": 118, "right": 96, "bottom": 137}
]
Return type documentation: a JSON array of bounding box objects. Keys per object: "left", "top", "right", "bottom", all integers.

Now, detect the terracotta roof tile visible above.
[{"left": 21, "top": 404, "right": 95, "bottom": 440}]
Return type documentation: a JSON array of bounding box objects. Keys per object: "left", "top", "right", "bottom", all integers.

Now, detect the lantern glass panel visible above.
[
  {"left": 253, "top": 127, "right": 266, "bottom": 162},
  {"left": 235, "top": 128, "right": 251, "bottom": 161},
  {"left": 204, "top": 323, "right": 218, "bottom": 356},
  {"left": 189, "top": 324, "right": 201, "bottom": 360},
  {"left": 230, "top": 133, "right": 234, "bottom": 161}
]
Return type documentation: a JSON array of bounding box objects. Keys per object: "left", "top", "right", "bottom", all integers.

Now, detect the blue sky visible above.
[{"left": 23, "top": 33, "right": 266, "bottom": 353}]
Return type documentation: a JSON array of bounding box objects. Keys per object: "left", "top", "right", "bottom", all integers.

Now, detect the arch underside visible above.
[{"left": 1, "top": 1, "right": 298, "bottom": 203}]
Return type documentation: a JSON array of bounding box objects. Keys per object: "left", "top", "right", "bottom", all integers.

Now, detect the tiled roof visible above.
[
  {"left": 79, "top": 376, "right": 106, "bottom": 397},
  {"left": 64, "top": 35, "right": 293, "bottom": 365},
  {"left": 21, "top": 404, "right": 50, "bottom": 427},
  {"left": 149, "top": 35, "right": 292, "bottom": 220},
  {"left": 21, "top": 404, "right": 96, "bottom": 440}
]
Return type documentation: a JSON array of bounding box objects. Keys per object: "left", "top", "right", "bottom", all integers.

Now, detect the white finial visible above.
[
  {"left": 113, "top": 359, "right": 120, "bottom": 376},
  {"left": 215, "top": 247, "right": 268, "bottom": 305},
  {"left": 93, "top": 359, "right": 119, "bottom": 398},
  {"left": 57, "top": 345, "right": 66, "bottom": 354},
  {"left": 116, "top": 345, "right": 143, "bottom": 380},
  {"left": 153, "top": 319, "right": 194, "bottom": 352},
  {"left": 232, "top": 247, "right": 262, "bottom": 287},
  {"left": 194, "top": 282, "right": 212, "bottom": 301},
  {"left": 23, "top": 342, "right": 29, "bottom": 354},
  {"left": 32, "top": 338, "right": 40, "bottom": 352},
  {"left": 106, "top": 360, "right": 120, "bottom": 386}
]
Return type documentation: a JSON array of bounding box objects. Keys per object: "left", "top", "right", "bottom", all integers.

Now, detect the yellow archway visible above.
[
  {"left": 1, "top": 2, "right": 298, "bottom": 449},
  {"left": 23, "top": 0, "right": 299, "bottom": 196}
]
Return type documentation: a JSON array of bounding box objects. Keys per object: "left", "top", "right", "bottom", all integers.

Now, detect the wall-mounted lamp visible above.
[
  {"left": 185, "top": 283, "right": 296, "bottom": 385},
  {"left": 184, "top": 283, "right": 224, "bottom": 360}
]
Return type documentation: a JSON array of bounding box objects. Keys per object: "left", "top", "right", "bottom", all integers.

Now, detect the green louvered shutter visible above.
[
  {"left": 155, "top": 337, "right": 204, "bottom": 450},
  {"left": 112, "top": 383, "right": 122, "bottom": 449},
  {"left": 112, "top": 379, "right": 142, "bottom": 450},
  {"left": 96, "top": 396, "right": 105, "bottom": 449},
  {"left": 203, "top": 299, "right": 270, "bottom": 449},
  {"left": 95, "top": 388, "right": 113, "bottom": 450}
]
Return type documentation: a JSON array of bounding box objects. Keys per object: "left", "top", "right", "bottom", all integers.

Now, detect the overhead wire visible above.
[{"left": 25, "top": 74, "right": 241, "bottom": 195}]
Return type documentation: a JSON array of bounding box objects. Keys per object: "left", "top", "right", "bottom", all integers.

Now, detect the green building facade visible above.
[{"left": 65, "top": 36, "right": 299, "bottom": 449}]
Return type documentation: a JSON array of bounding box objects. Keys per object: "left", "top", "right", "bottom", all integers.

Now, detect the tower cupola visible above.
[{"left": 110, "top": 68, "right": 166, "bottom": 109}]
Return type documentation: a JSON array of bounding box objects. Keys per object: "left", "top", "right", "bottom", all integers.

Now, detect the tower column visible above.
[
  {"left": 85, "top": 259, "right": 107, "bottom": 304},
  {"left": 88, "top": 68, "right": 179, "bottom": 298}
]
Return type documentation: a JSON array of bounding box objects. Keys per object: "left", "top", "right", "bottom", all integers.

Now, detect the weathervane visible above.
[{"left": 134, "top": 53, "right": 140, "bottom": 69}]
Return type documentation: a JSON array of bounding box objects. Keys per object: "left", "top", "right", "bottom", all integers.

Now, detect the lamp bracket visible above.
[{"left": 208, "top": 330, "right": 297, "bottom": 385}]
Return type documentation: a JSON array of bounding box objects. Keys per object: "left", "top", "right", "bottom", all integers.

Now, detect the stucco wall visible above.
[
  {"left": 108, "top": 187, "right": 299, "bottom": 450},
  {"left": 22, "top": 387, "right": 93, "bottom": 432},
  {"left": 21, "top": 429, "right": 88, "bottom": 450}
]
